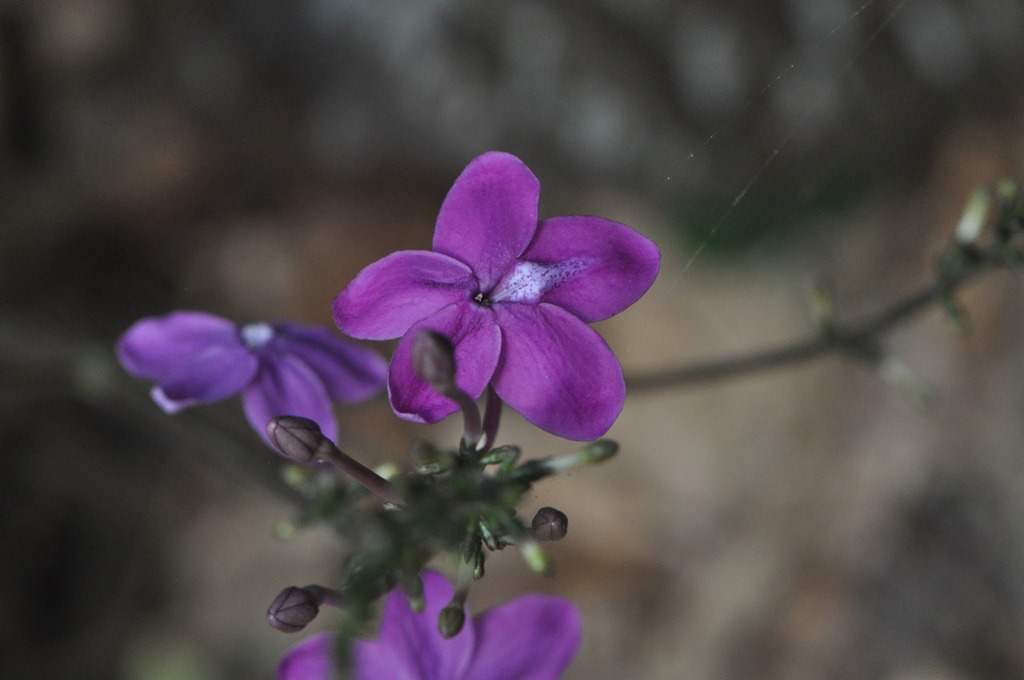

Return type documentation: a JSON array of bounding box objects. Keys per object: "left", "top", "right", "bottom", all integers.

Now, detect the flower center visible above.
[
  {"left": 491, "top": 258, "right": 593, "bottom": 304},
  {"left": 240, "top": 322, "right": 275, "bottom": 350}
]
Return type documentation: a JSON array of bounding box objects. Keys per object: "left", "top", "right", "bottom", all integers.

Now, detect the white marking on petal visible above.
[
  {"left": 240, "top": 322, "right": 275, "bottom": 349},
  {"left": 492, "top": 258, "right": 594, "bottom": 304}
]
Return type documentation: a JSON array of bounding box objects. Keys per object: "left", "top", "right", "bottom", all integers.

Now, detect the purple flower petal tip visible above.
[
  {"left": 277, "top": 633, "right": 335, "bottom": 680},
  {"left": 117, "top": 311, "right": 387, "bottom": 448},
  {"left": 334, "top": 151, "right": 660, "bottom": 439}
]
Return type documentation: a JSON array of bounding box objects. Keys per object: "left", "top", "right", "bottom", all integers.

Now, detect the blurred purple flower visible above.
[
  {"left": 117, "top": 311, "right": 387, "bottom": 447},
  {"left": 277, "top": 570, "right": 581, "bottom": 680},
  {"left": 334, "top": 151, "right": 660, "bottom": 440}
]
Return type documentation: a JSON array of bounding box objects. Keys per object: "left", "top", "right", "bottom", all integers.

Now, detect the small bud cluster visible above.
[{"left": 263, "top": 329, "right": 617, "bottom": 643}]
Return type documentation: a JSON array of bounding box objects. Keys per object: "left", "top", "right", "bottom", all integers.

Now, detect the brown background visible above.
[{"left": 3, "top": 1, "right": 1024, "bottom": 678}]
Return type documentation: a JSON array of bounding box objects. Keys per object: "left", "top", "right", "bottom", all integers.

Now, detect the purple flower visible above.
[
  {"left": 277, "top": 570, "right": 581, "bottom": 680},
  {"left": 333, "top": 152, "right": 660, "bottom": 440},
  {"left": 117, "top": 311, "right": 387, "bottom": 447}
]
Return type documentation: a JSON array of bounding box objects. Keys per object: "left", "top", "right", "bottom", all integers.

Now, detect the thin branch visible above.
[{"left": 625, "top": 247, "right": 1003, "bottom": 391}]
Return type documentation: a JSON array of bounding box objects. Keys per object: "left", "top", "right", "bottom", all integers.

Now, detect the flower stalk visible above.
[
  {"left": 267, "top": 416, "right": 404, "bottom": 505},
  {"left": 479, "top": 386, "right": 503, "bottom": 452},
  {"left": 412, "top": 330, "right": 484, "bottom": 450}
]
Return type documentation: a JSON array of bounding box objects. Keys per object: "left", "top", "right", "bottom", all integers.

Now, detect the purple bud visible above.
[
  {"left": 266, "top": 416, "right": 332, "bottom": 464},
  {"left": 531, "top": 506, "right": 569, "bottom": 542},
  {"left": 412, "top": 331, "right": 456, "bottom": 390},
  {"left": 267, "top": 586, "right": 321, "bottom": 633}
]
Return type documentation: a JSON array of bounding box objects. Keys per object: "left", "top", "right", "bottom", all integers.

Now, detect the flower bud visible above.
[
  {"left": 409, "top": 439, "right": 453, "bottom": 474},
  {"left": 412, "top": 331, "right": 456, "bottom": 390},
  {"left": 583, "top": 439, "right": 619, "bottom": 463},
  {"left": 478, "top": 445, "right": 521, "bottom": 467},
  {"left": 267, "top": 586, "right": 321, "bottom": 633},
  {"left": 531, "top": 506, "right": 568, "bottom": 542},
  {"left": 266, "top": 416, "right": 332, "bottom": 464},
  {"left": 411, "top": 331, "right": 483, "bottom": 447},
  {"left": 954, "top": 188, "right": 990, "bottom": 245},
  {"left": 401, "top": 573, "right": 425, "bottom": 613},
  {"left": 519, "top": 539, "right": 552, "bottom": 575},
  {"left": 438, "top": 605, "right": 466, "bottom": 639},
  {"left": 532, "top": 439, "right": 619, "bottom": 477}
]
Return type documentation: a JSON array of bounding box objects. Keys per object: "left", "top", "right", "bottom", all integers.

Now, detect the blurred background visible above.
[{"left": 3, "top": 0, "right": 1024, "bottom": 678}]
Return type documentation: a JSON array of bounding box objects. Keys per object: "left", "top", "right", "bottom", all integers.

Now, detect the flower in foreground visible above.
[
  {"left": 278, "top": 570, "right": 581, "bottom": 680},
  {"left": 334, "top": 151, "right": 660, "bottom": 440},
  {"left": 117, "top": 311, "right": 387, "bottom": 446}
]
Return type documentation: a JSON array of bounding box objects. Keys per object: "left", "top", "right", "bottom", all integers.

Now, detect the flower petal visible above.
[
  {"left": 521, "top": 216, "right": 661, "bottom": 322},
  {"left": 274, "top": 324, "right": 388, "bottom": 403},
  {"left": 149, "top": 345, "right": 258, "bottom": 408},
  {"left": 433, "top": 152, "right": 540, "bottom": 291},
  {"left": 277, "top": 633, "right": 335, "bottom": 680},
  {"left": 242, "top": 354, "right": 336, "bottom": 446},
  {"left": 354, "top": 570, "right": 476, "bottom": 680},
  {"left": 466, "top": 595, "right": 582, "bottom": 680},
  {"left": 388, "top": 302, "right": 501, "bottom": 424},
  {"left": 333, "top": 250, "right": 476, "bottom": 340},
  {"left": 118, "top": 311, "right": 258, "bottom": 411},
  {"left": 493, "top": 303, "right": 625, "bottom": 440},
  {"left": 117, "top": 310, "right": 243, "bottom": 380}
]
